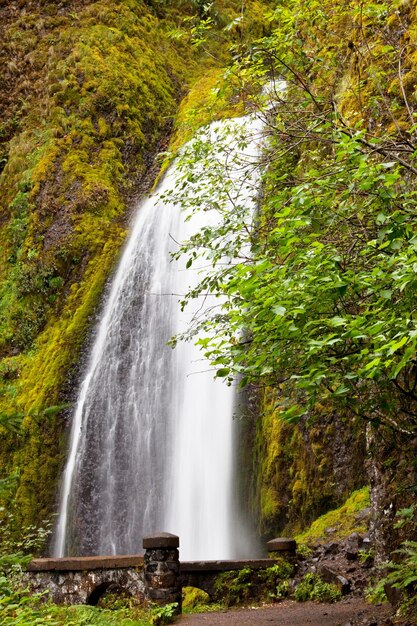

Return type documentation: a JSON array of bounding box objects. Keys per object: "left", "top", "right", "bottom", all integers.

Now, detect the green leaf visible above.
[{"left": 272, "top": 305, "right": 286, "bottom": 316}]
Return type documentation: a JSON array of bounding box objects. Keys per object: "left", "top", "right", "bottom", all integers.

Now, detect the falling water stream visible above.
[{"left": 53, "top": 112, "right": 265, "bottom": 560}]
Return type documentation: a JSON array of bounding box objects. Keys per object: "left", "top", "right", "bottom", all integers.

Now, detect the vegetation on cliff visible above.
[
  {"left": 172, "top": 0, "right": 417, "bottom": 432},
  {"left": 0, "top": 0, "right": 190, "bottom": 532}
]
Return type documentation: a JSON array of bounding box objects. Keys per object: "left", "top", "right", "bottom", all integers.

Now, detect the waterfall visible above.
[{"left": 53, "top": 112, "right": 265, "bottom": 560}]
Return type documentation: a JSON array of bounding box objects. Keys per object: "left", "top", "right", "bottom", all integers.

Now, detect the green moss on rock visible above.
[
  {"left": 251, "top": 388, "right": 366, "bottom": 539},
  {"left": 182, "top": 587, "right": 211, "bottom": 611},
  {"left": 295, "top": 487, "right": 371, "bottom": 545}
]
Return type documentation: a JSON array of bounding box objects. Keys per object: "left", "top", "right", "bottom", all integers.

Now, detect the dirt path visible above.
[{"left": 178, "top": 598, "right": 394, "bottom": 625}]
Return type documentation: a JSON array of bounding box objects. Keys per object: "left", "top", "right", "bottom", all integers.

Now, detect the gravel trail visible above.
[{"left": 178, "top": 598, "right": 394, "bottom": 625}]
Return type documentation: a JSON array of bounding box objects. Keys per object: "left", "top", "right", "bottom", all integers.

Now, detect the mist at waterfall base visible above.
[{"left": 53, "top": 114, "right": 265, "bottom": 561}]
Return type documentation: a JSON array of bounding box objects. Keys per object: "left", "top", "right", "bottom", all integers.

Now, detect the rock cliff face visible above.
[
  {"left": 367, "top": 426, "right": 417, "bottom": 564},
  {"left": 233, "top": 383, "right": 366, "bottom": 546}
]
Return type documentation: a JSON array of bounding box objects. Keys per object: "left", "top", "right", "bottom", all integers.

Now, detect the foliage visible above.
[
  {"left": 164, "top": 0, "right": 417, "bottom": 446},
  {"left": 394, "top": 503, "right": 417, "bottom": 536},
  {"left": 375, "top": 506, "right": 417, "bottom": 624},
  {"left": 214, "top": 567, "right": 254, "bottom": 606},
  {"left": 294, "top": 573, "right": 342, "bottom": 603},
  {"left": 214, "top": 561, "right": 294, "bottom": 606},
  {"left": 358, "top": 548, "right": 375, "bottom": 566},
  {"left": 0, "top": 517, "right": 56, "bottom": 625},
  {"left": 366, "top": 539, "right": 417, "bottom": 623},
  {"left": 296, "top": 543, "right": 313, "bottom": 559},
  {"left": 52, "top": 605, "right": 153, "bottom": 625},
  {"left": 165, "top": 0, "right": 272, "bottom": 57},
  {"left": 0, "top": 403, "right": 71, "bottom": 436},
  {"left": 295, "top": 487, "right": 370, "bottom": 545},
  {"left": 149, "top": 602, "right": 178, "bottom": 625},
  {"left": 0, "top": 598, "right": 156, "bottom": 626},
  {"left": 365, "top": 576, "right": 388, "bottom": 605}
]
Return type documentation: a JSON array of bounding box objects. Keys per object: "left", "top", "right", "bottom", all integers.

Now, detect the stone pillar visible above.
[
  {"left": 266, "top": 537, "right": 297, "bottom": 558},
  {"left": 143, "top": 532, "right": 181, "bottom": 613}
]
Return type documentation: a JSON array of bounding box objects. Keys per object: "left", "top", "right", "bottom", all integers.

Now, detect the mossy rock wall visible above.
[
  {"left": 0, "top": 0, "right": 191, "bottom": 533},
  {"left": 246, "top": 389, "right": 366, "bottom": 540}
]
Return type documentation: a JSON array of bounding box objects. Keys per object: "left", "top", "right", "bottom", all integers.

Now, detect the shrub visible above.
[
  {"left": 214, "top": 561, "right": 294, "bottom": 606},
  {"left": 294, "top": 573, "right": 342, "bottom": 603}
]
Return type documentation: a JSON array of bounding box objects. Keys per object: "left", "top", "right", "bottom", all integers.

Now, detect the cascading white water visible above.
[
  {"left": 53, "top": 112, "right": 265, "bottom": 560},
  {"left": 164, "top": 115, "right": 266, "bottom": 559}
]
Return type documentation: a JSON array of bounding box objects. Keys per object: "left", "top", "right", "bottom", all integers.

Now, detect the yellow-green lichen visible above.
[{"left": 169, "top": 68, "right": 246, "bottom": 155}]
